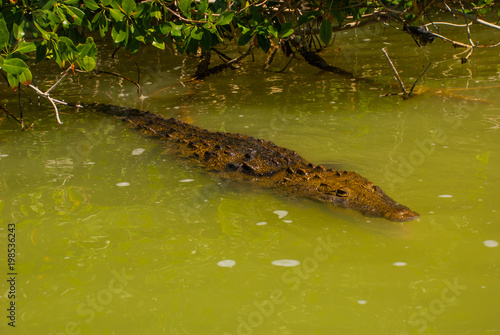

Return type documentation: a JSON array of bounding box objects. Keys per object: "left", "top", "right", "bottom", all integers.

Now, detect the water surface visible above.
[{"left": 1, "top": 22, "right": 499, "bottom": 335}]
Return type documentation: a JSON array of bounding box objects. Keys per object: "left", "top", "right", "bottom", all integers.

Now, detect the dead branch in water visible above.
[
  {"left": 381, "top": 48, "right": 408, "bottom": 98},
  {"left": 193, "top": 46, "right": 254, "bottom": 80},
  {"left": 381, "top": 48, "right": 432, "bottom": 99}
]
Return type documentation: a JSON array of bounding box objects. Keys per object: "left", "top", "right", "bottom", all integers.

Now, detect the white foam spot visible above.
[
  {"left": 483, "top": 240, "right": 498, "bottom": 248},
  {"left": 179, "top": 179, "right": 195, "bottom": 183},
  {"left": 273, "top": 210, "right": 288, "bottom": 219},
  {"left": 116, "top": 182, "right": 130, "bottom": 187},
  {"left": 271, "top": 259, "right": 300, "bottom": 267},
  {"left": 438, "top": 194, "right": 453, "bottom": 198},
  {"left": 132, "top": 148, "right": 145, "bottom": 155},
  {"left": 393, "top": 262, "right": 407, "bottom": 267},
  {"left": 217, "top": 260, "right": 236, "bottom": 268},
  {"left": 256, "top": 222, "right": 267, "bottom": 226},
  {"left": 282, "top": 220, "right": 293, "bottom": 223},
  {"left": 357, "top": 300, "right": 367, "bottom": 305}
]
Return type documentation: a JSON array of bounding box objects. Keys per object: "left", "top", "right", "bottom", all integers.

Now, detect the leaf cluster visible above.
[{"left": 0, "top": 0, "right": 495, "bottom": 88}]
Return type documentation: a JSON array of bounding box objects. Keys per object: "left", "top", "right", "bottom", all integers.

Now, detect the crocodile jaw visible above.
[{"left": 293, "top": 169, "right": 420, "bottom": 222}]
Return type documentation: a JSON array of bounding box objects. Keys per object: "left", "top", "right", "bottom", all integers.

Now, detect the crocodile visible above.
[{"left": 89, "top": 103, "right": 419, "bottom": 222}]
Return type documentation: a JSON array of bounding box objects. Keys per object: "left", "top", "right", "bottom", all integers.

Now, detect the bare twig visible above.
[
  {"left": 46, "top": 66, "right": 73, "bottom": 95},
  {"left": 1, "top": 105, "right": 21, "bottom": 125},
  {"left": 125, "top": 54, "right": 142, "bottom": 97},
  {"left": 428, "top": 31, "right": 471, "bottom": 48},
  {"left": 26, "top": 65, "right": 83, "bottom": 124},
  {"left": 458, "top": 0, "right": 475, "bottom": 47},
  {"left": 381, "top": 48, "right": 408, "bottom": 96},
  {"left": 409, "top": 62, "right": 433, "bottom": 97},
  {"left": 423, "top": 21, "right": 472, "bottom": 28},
  {"left": 446, "top": 6, "right": 500, "bottom": 31}
]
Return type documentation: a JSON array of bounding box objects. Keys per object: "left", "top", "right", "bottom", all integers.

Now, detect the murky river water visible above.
[{"left": 1, "top": 20, "right": 499, "bottom": 335}]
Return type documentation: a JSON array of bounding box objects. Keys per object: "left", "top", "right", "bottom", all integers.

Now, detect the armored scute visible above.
[{"left": 90, "top": 103, "right": 419, "bottom": 222}]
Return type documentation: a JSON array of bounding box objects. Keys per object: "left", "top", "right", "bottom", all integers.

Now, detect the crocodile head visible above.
[{"left": 302, "top": 169, "right": 420, "bottom": 222}]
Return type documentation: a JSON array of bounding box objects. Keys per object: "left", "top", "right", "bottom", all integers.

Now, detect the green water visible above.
[{"left": 1, "top": 23, "right": 500, "bottom": 335}]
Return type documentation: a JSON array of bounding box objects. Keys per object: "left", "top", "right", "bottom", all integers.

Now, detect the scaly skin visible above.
[{"left": 90, "top": 103, "right": 419, "bottom": 222}]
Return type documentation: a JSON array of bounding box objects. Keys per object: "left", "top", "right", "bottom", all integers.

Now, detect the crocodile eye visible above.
[{"left": 335, "top": 189, "right": 349, "bottom": 197}]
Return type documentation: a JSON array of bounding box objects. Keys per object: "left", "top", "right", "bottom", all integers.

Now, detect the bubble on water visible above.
[
  {"left": 132, "top": 148, "right": 145, "bottom": 155},
  {"left": 271, "top": 259, "right": 300, "bottom": 267},
  {"left": 273, "top": 210, "right": 288, "bottom": 219},
  {"left": 116, "top": 182, "right": 130, "bottom": 187},
  {"left": 438, "top": 194, "right": 453, "bottom": 198},
  {"left": 282, "top": 220, "right": 293, "bottom": 223},
  {"left": 217, "top": 260, "right": 236, "bottom": 268},
  {"left": 483, "top": 240, "right": 498, "bottom": 248},
  {"left": 179, "top": 179, "right": 195, "bottom": 183},
  {"left": 256, "top": 222, "right": 267, "bottom": 226},
  {"left": 393, "top": 262, "right": 407, "bottom": 267},
  {"left": 357, "top": 300, "right": 367, "bottom": 305}
]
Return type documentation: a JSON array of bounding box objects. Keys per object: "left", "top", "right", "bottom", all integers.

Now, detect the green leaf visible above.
[
  {"left": 150, "top": 7, "right": 162, "bottom": 19},
  {"left": 122, "top": 0, "right": 137, "bottom": 16},
  {"left": 17, "top": 67, "right": 32, "bottom": 85},
  {"left": 35, "top": 43, "right": 48, "bottom": 63},
  {"left": 268, "top": 25, "right": 278, "bottom": 39},
  {"left": 256, "top": 33, "right": 270, "bottom": 52},
  {"left": 34, "top": 21, "right": 50, "bottom": 39},
  {"left": 77, "top": 55, "right": 96, "bottom": 71},
  {"left": 125, "top": 38, "right": 140, "bottom": 53},
  {"left": 109, "top": 8, "right": 125, "bottom": 21},
  {"left": 58, "top": 36, "right": 79, "bottom": 54},
  {"left": 200, "top": 30, "right": 212, "bottom": 50},
  {"left": 7, "top": 72, "right": 19, "bottom": 88},
  {"left": 41, "top": 0, "right": 57, "bottom": 10},
  {"left": 77, "top": 37, "right": 96, "bottom": 58},
  {"left": 15, "top": 41, "right": 36, "bottom": 54},
  {"left": 197, "top": 0, "right": 209, "bottom": 14},
  {"left": 279, "top": 22, "right": 293, "bottom": 38},
  {"left": 111, "top": 22, "right": 128, "bottom": 43},
  {"left": 297, "top": 11, "right": 320, "bottom": 26},
  {"left": 319, "top": 19, "right": 332, "bottom": 44},
  {"left": 12, "top": 20, "right": 26, "bottom": 40},
  {"left": 178, "top": 0, "right": 192, "bottom": 16},
  {"left": 170, "top": 23, "right": 183, "bottom": 37},
  {"left": 238, "top": 31, "right": 253, "bottom": 46},
  {"left": 190, "top": 26, "right": 204, "bottom": 40},
  {"left": 84, "top": 0, "right": 100, "bottom": 10},
  {"left": 2, "top": 58, "right": 29, "bottom": 75},
  {"left": 216, "top": 10, "right": 234, "bottom": 26},
  {"left": 65, "top": 6, "right": 86, "bottom": 26},
  {"left": 158, "top": 22, "right": 171, "bottom": 35},
  {"left": 331, "top": 9, "right": 344, "bottom": 24},
  {"left": 184, "top": 37, "right": 198, "bottom": 54},
  {"left": 203, "top": 22, "right": 217, "bottom": 33},
  {"left": 0, "top": 18, "right": 8, "bottom": 51},
  {"left": 152, "top": 37, "right": 165, "bottom": 50}
]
